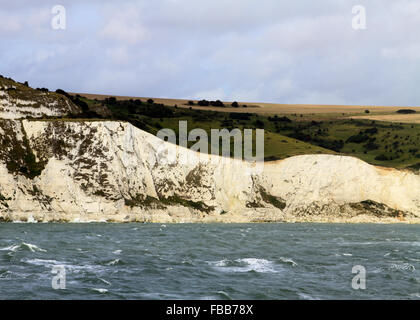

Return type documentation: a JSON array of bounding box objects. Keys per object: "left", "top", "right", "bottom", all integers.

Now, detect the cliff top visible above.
[{"left": 0, "top": 76, "right": 81, "bottom": 119}]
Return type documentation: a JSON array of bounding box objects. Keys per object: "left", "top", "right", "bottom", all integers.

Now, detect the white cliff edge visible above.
[{"left": 0, "top": 119, "right": 419, "bottom": 223}]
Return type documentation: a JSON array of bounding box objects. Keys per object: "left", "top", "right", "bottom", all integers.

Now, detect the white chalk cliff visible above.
[
  {"left": 0, "top": 119, "right": 419, "bottom": 223},
  {"left": 0, "top": 77, "right": 419, "bottom": 223}
]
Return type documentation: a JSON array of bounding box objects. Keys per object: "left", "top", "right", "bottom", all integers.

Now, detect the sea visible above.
[{"left": 1, "top": 223, "right": 419, "bottom": 300}]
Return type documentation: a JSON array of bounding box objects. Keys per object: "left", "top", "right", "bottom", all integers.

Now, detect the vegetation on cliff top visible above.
[
  {"left": 60, "top": 91, "right": 419, "bottom": 169},
  {"left": 1, "top": 76, "right": 419, "bottom": 170}
]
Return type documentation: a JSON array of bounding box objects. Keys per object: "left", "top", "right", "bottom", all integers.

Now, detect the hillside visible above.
[
  {"left": 2, "top": 76, "right": 420, "bottom": 170},
  {"left": 0, "top": 76, "right": 81, "bottom": 119},
  {"left": 71, "top": 91, "right": 420, "bottom": 169},
  {"left": 75, "top": 92, "right": 420, "bottom": 116}
]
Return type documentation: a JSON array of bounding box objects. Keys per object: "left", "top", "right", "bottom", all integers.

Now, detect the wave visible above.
[
  {"left": 208, "top": 258, "right": 278, "bottom": 273},
  {"left": 0, "top": 242, "right": 47, "bottom": 253},
  {"left": 106, "top": 259, "right": 122, "bottom": 266},
  {"left": 11, "top": 215, "right": 37, "bottom": 223},
  {"left": 216, "top": 291, "right": 233, "bottom": 300},
  {"left": 389, "top": 263, "right": 415, "bottom": 272},
  {"left": 98, "top": 278, "right": 111, "bottom": 286},
  {"left": 22, "top": 258, "right": 104, "bottom": 274},
  {"left": 91, "top": 288, "right": 108, "bottom": 294},
  {"left": 298, "top": 293, "right": 321, "bottom": 300},
  {"left": 22, "top": 258, "right": 64, "bottom": 268},
  {"left": 279, "top": 257, "right": 298, "bottom": 266},
  {"left": 0, "top": 270, "right": 28, "bottom": 280}
]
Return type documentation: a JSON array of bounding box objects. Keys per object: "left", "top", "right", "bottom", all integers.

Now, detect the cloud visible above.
[
  {"left": 0, "top": 15, "right": 21, "bottom": 33},
  {"left": 382, "top": 44, "right": 420, "bottom": 60},
  {"left": 100, "top": 5, "right": 149, "bottom": 44},
  {"left": 191, "top": 88, "right": 227, "bottom": 101},
  {"left": 1, "top": 0, "right": 420, "bottom": 106}
]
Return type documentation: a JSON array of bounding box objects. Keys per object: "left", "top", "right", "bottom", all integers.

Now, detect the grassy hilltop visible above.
[
  {"left": 1, "top": 76, "right": 419, "bottom": 170},
  {"left": 66, "top": 92, "right": 420, "bottom": 170}
]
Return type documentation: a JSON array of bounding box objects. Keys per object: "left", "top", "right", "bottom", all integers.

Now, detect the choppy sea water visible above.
[{"left": 1, "top": 223, "right": 420, "bottom": 300}]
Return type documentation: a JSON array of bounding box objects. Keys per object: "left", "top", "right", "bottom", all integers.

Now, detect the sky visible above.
[{"left": 1, "top": 0, "right": 420, "bottom": 106}]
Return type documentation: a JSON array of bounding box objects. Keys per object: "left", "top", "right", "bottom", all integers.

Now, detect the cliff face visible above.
[
  {"left": 0, "top": 119, "right": 419, "bottom": 223},
  {"left": 0, "top": 77, "right": 80, "bottom": 119}
]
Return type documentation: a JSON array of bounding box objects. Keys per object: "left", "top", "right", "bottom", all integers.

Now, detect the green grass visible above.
[{"left": 32, "top": 94, "right": 420, "bottom": 170}]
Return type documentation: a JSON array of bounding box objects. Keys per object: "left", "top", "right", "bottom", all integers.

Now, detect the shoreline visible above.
[{"left": 2, "top": 213, "right": 420, "bottom": 224}]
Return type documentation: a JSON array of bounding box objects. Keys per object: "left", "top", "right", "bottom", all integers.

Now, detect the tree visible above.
[
  {"left": 231, "top": 101, "right": 239, "bottom": 108},
  {"left": 55, "top": 89, "right": 71, "bottom": 98},
  {"left": 105, "top": 97, "right": 117, "bottom": 105},
  {"left": 210, "top": 100, "right": 224, "bottom": 107},
  {"left": 147, "top": 98, "right": 154, "bottom": 104},
  {"left": 254, "top": 119, "right": 265, "bottom": 128}
]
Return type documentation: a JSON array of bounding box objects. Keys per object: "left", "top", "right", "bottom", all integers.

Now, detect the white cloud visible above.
[
  {"left": 0, "top": 15, "right": 21, "bottom": 33},
  {"left": 2, "top": 0, "right": 420, "bottom": 106},
  {"left": 100, "top": 6, "right": 149, "bottom": 44},
  {"left": 382, "top": 44, "right": 420, "bottom": 60},
  {"left": 191, "top": 88, "right": 227, "bottom": 101}
]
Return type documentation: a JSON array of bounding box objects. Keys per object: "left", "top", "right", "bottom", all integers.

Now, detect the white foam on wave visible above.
[
  {"left": 92, "top": 288, "right": 108, "bottom": 294},
  {"left": 298, "top": 293, "right": 320, "bottom": 300},
  {"left": 27, "top": 215, "right": 37, "bottom": 223},
  {"left": 0, "top": 270, "right": 13, "bottom": 279},
  {"left": 217, "top": 291, "right": 233, "bottom": 300},
  {"left": 22, "top": 242, "right": 47, "bottom": 252},
  {"left": 0, "top": 244, "right": 20, "bottom": 252},
  {"left": 389, "top": 263, "right": 415, "bottom": 272},
  {"left": 71, "top": 218, "right": 107, "bottom": 223},
  {"left": 22, "top": 258, "right": 62, "bottom": 268},
  {"left": 106, "top": 259, "right": 120, "bottom": 266},
  {"left": 212, "top": 259, "right": 228, "bottom": 267},
  {"left": 98, "top": 278, "right": 111, "bottom": 286},
  {"left": 279, "top": 257, "right": 298, "bottom": 266},
  {"left": 208, "top": 258, "right": 278, "bottom": 273},
  {"left": 0, "top": 242, "right": 47, "bottom": 253},
  {"left": 22, "top": 258, "right": 104, "bottom": 274},
  {"left": 12, "top": 216, "right": 37, "bottom": 223}
]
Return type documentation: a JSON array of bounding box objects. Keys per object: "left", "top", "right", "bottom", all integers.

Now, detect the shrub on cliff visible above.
[
  {"left": 346, "top": 133, "right": 370, "bottom": 144},
  {"left": 375, "top": 154, "right": 389, "bottom": 161},
  {"left": 105, "top": 97, "right": 117, "bottom": 105},
  {"left": 55, "top": 89, "right": 71, "bottom": 98}
]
